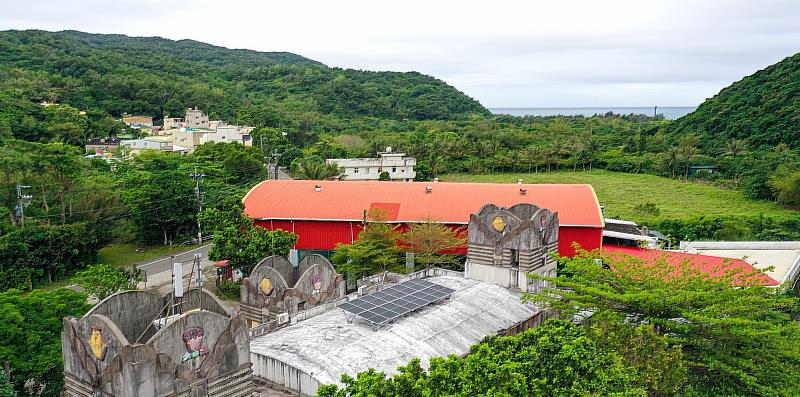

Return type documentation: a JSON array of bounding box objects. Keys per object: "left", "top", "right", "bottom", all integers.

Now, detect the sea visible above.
[{"left": 489, "top": 107, "right": 696, "bottom": 120}]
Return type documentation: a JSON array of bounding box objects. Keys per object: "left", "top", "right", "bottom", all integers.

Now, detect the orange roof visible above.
[
  {"left": 243, "top": 180, "right": 604, "bottom": 227},
  {"left": 603, "top": 244, "right": 779, "bottom": 286}
]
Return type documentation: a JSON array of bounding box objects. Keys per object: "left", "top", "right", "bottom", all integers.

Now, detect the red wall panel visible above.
[
  {"left": 254, "top": 219, "right": 600, "bottom": 257},
  {"left": 558, "top": 227, "right": 602, "bottom": 257}
]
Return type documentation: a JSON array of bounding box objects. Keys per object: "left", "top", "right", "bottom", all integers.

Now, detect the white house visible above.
[{"left": 327, "top": 149, "right": 416, "bottom": 181}]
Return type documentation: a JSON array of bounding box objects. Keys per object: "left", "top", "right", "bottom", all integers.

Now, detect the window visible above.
[
  {"left": 392, "top": 167, "right": 397, "bottom": 172},
  {"left": 353, "top": 168, "right": 359, "bottom": 174},
  {"left": 511, "top": 249, "right": 519, "bottom": 268}
]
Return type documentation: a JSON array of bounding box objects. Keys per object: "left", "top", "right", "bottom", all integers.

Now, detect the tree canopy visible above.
[{"left": 529, "top": 249, "right": 800, "bottom": 396}]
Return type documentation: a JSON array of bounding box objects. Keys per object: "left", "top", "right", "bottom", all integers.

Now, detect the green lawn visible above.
[
  {"left": 96, "top": 243, "right": 202, "bottom": 268},
  {"left": 442, "top": 170, "right": 797, "bottom": 223}
]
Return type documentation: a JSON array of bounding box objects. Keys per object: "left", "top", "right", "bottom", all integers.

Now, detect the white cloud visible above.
[{"left": 0, "top": 0, "right": 799, "bottom": 107}]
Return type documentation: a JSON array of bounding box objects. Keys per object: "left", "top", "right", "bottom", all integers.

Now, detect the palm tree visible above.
[
  {"left": 523, "top": 146, "right": 542, "bottom": 173},
  {"left": 465, "top": 156, "right": 483, "bottom": 175},
  {"left": 723, "top": 139, "right": 748, "bottom": 159},
  {"left": 584, "top": 136, "right": 602, "bottom": 171},
  {"left": 429, "top": 155, "right": 446, "bottom": 177},
  {"left": 548, "top": 140, "right": 564, "bottom": 171},
  {"left": 680, "top": 145, "right": 699, "bottom": 179},
  {"left": 297, "top": 160, "right": 341, "bottom": 180},
  {"left": 571, "top": 141, "right": 585, "bottom": 172},
  {"left": 662, "top": 147, "right": 680, "bottom": 178}
]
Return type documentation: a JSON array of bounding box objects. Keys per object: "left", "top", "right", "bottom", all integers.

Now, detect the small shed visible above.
[
  {"left": 215, "top": 260, "right": 232, "bottom": 285},
  {"left": 688, "top": 165, "right": 718, "bottom": 176}
]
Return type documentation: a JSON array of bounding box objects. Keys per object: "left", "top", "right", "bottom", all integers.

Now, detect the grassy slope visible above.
[{"left": 442, "top": 170, "right": 796, "bottom": 223}]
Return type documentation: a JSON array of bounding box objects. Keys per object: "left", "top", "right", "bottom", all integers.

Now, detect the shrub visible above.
[
  {"left": 633, "top": 202, "right": 660, "bottom": 216},
  {"left": 217, "top": 279, "right": 240, "bottom": 299}
]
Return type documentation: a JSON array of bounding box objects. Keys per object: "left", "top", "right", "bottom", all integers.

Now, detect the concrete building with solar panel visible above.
[{"left": 247, "top": 202, "right": 558, "bottom": 396}]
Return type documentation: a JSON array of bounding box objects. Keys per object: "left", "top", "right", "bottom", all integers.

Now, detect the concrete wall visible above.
[
  {"left": 466, "top": 203, "right": 559, "bottom": 288},
  {"left": 241, "top": 255, "right": 346, "bottom": 322},
  {"left": 251, "top": 354, "right": 320, "bottom": 396},
  {"left": 63, "top": 291, "right": 253, "bottom": 397},
  {"left": 87, "top": 290, "right": 164, "bottom": 344}
]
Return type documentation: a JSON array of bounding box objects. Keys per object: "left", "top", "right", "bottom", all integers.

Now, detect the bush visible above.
[
  {"left": 217, "top": 279, "right": 240, "bottom": 299},
  {"left": 633, "top": 202, "right": 661, "bottom": 216}
]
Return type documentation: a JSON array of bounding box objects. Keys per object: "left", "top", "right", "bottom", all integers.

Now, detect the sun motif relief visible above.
[
  {"left": 89, "top": 325, "right": 108, "bottom": 361},
  {"left": 259, "top": 278, "right": 274, "bottom": 296},
  {"left": 492, "top": 216, "right": 506, "bottom": 232}
]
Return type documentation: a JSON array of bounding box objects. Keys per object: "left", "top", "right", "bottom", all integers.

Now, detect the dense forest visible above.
[
  {"left": 670, "top": 51, "right": 800, "bottom": 151},
  {"left": 0, "top": 29, "right": 488, "bottom": 139}
]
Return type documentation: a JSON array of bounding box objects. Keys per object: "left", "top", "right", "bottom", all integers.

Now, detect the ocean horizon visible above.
[{"left": 490, "top": 107, "right": 696, "bottom": 120}]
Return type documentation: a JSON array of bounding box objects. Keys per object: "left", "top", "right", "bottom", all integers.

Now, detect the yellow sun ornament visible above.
[
  {"left": 259, "top": 278, "right": 274, "bottom": 296},
  {"left": 89, "top": 326, "right": 108, "bottom": 361},
  {"left": 492, "top": 216, "right": 506, "bottom": 232}
]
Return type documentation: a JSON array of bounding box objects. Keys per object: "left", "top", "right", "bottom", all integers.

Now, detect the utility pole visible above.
[
  {"left": 15, "top": 185, "right": 32, "bottom": 226},
  {"left": 190, "top": 167, "right": 206, "bottom": 244},
  {"left": 271, "top": 149, "right": 282, "bottom": 180}
]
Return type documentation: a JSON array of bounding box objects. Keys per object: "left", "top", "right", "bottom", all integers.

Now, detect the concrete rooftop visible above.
[{"left": 250, "top": 276, "right": 540, "bottom": 388}]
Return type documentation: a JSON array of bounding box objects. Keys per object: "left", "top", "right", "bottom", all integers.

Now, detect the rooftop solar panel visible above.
[{"left": 339, "top": 279, "right": 455, "bottom": 328}]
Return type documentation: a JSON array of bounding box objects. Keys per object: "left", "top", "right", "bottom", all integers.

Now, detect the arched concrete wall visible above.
[
  {"left": 241, "top": 254, "right": 346, "bottom": 319},
  {"left": 87, "top": 290, "right": 164, "bottom": 343},
  {"left": 162, "top": 288, "right": 233, "bottom": 317},
  {"left": 62, "top": 313, "right": 129, "bottom": 393},
  {"left": 253, "top": 255, "right": 297, "bottom": 286}
]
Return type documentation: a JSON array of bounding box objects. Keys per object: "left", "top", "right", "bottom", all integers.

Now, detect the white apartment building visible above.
[
  {"left": 120, "top": 136, "right": 190, "bottom": 155},
  {"left": 327, "top": 149, "right": 416, "bottom": 181}
]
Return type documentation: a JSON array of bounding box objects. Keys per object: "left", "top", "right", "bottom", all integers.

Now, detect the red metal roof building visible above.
[
  {"left": 243, "top": 180, "right": 605, "bottom": 257},
  {"left": 603, "top": 244, "right": 779, "bottom": 286}
]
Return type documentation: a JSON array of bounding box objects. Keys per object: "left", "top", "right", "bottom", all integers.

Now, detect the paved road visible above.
[{"left": 138, "top": 244, "right": 212, "bottom": 278}]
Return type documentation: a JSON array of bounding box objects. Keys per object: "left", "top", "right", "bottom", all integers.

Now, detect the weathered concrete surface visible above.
[
  {"left": 62, "top": 289, "right": 252, "bottom": 397},
  {"left": 250, "top": 276, "right": 540, "bottom": 396}
]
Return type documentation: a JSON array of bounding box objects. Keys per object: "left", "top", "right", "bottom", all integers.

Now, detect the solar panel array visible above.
[{"left": 339, "top": 279, "right": 455, "bottom": 327}]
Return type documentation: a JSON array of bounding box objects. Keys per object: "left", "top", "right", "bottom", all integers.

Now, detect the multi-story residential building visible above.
[
  {"left": 210, "top": 123, "right": 253, "bottom": 146},
  {"left": 121, "top": 136, "right": 189, "bottom": 155},
  {"left": 163, "top": 117, "right": 185, "bottom": 130},
  {"left": 185, "top": 107, "right": 209, "bottom": 129},
  {"left": 171, "top": 123, "right": 253, "bottom": 153},
  {"left": 327, "top": 149, "right": 416, "bottom": 181},
  {"left": 171, "top": 128, "right": 208, "bottom": 150},
  {"left": 121, "top": 115, "right": 154, "bottom": 128},
  {"left": 85, "top": 137, "right": 121, "bottom": 154}
]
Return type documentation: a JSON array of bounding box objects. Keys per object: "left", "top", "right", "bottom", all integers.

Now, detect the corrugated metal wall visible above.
[
  {"left": 558, "top": 227, "right": 602, "bottom": 257},
  {"left": 255, "top": 220, "right": 601, "bottom": 258}
]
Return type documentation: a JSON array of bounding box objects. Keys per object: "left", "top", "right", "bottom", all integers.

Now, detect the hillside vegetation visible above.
[
  {"left": 0, "top": 29, "right": 488, "bottom": 142},
  {"left": 670, "top": 51, "right": 800, "bottom": 151}
]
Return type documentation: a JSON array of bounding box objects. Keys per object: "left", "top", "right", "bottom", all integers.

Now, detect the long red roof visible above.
[
  {"left": 603, "top": 244, "right": 779, "bottom": 286},
  {"left": 243, "top": 180, "right": 604, "bottom": 227}
]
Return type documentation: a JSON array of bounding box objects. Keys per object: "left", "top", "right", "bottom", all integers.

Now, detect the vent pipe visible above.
[
  {"left": 314, "top": 184, "right": 322, "bottom": 192},
  {"left": 425, "top": 186, "right": 433, "bottom": 193}
]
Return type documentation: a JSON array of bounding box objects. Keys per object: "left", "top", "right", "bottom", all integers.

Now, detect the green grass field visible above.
[
  {"left": 442, "top": 170, "right": 797, "bottom": 223},
  {"left": 97, "top": 243, "right": 202, "bottom": 268}
]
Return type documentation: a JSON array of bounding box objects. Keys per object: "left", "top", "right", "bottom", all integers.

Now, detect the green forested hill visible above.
[
  {"left": 670, "top": 52, "right": 800, "bottom": 151},
  {"left": 0, "top": 30, "right": 488, "bottom": 141}
]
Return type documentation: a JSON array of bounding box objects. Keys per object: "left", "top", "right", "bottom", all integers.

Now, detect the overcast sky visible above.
[{"left": 1, "top": 0, "right": 799, "bottom": 107}]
